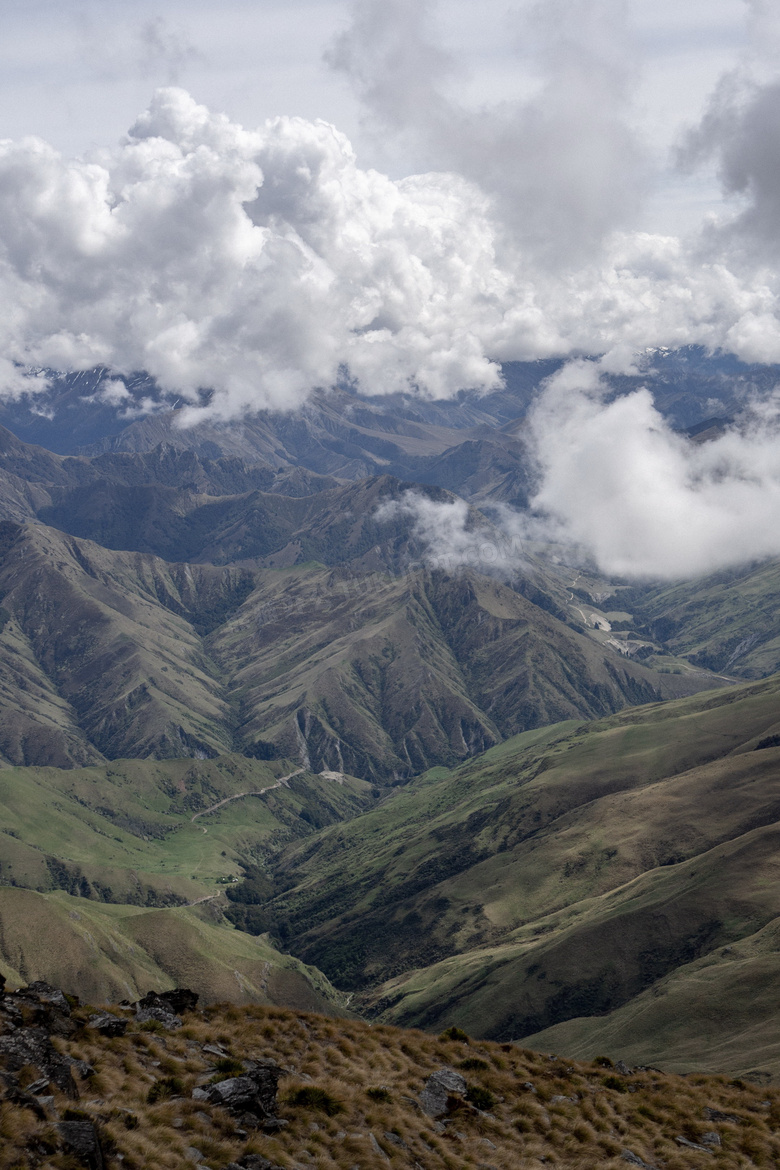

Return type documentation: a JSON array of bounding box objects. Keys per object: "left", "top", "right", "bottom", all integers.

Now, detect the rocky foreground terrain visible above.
[{"left": 1, "top": 978, "right": 779, "bottom": 1170}]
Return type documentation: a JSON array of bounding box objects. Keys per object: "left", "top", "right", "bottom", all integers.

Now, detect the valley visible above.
[{"left": 1, "top": 355, "right": 780, "bottom": 1083}]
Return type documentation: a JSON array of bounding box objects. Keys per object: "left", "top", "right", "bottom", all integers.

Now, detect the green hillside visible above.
[
  {"left": 254, "top": 673, "right": 780, "bottom": 1075},
  {"left": 629, "top": 557, "right": 780, "bottom": 677},
  {"left": 0, "top": 752, "right": 371, "bottom": 1008}
]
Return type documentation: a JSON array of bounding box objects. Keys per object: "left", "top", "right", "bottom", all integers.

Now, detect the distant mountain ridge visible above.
[
  {"left": 1, "top": 348, "right": 776, "bottom": 511},
  {"left": 0, "top": 519, "right": 708, "bottom": 775}
]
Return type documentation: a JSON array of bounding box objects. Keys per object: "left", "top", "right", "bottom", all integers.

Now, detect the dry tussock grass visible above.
[{"left": 2, "top": 1003, "right": 780, "bottom": 1169}]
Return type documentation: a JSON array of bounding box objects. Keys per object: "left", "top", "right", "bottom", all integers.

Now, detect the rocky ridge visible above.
[{"left": 1, "top": 977, "right": 780, "bottom": 1169}]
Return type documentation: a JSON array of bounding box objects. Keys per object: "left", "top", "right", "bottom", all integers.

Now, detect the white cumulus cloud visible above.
[{"left": 0, "top": 67, "right": 777, "bottom": 420}]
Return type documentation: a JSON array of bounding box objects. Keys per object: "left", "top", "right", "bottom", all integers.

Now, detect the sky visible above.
[
  {"left": 0, "top": 0, "right": 752, "bottom": 231},
  {"left": 2, "top": 0, "right": 780, "bottom": 579}
]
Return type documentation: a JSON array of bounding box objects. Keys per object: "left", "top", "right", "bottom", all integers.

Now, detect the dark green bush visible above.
[
  {"left": 466, "top": 1085, "right": 496, "bottom": 1111},
  {"left": 147, "top": 1076, "right": 183, "bottom": 1103},
  {"left": 286, "top": 1086, "right": 344, "bottom": 1116},
  {"left": 439, "top": 1026, "right": 469, "bottom": 1043}
]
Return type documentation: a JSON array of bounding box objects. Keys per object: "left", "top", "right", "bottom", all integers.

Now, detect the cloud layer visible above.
[
  {"left": 0, "top": 2, "right": 780, "bottom": 581},
  {"left": 0, "top": 57, "right": 778, "bottom": 420}
]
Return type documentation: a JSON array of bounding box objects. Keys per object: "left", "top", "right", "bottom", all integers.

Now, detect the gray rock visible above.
[
  {"left": 621, "top": 1151, "right": 659, "bottom": 1169},
  {"left": 419, "top": 1067, "right": 467, "bottom": 1117},
  {"left": 615, "top": 1060, "right": 633, "bottom": 1076},
  {"left": 193, "top": 1059, "right": 284, "bottom": 1127},
  {"left": 3, "top": 982, "right": 76, "bottom": 1036},
  {"left": 25, "top": 982, "right": 72, "bottom": 1015},
  {"left": 88, "top": 1013, "right": 127, "bottom": 1038},
  {"left": 58, "top": 1118, "right": 104, "bottom": 1169},
  {"left": 383, "top": 1131, "right": 407, "bottom": 1148},
  {"left": 369, "top": 1132, "right": 389, "bottom": 1159},
  {"left": 135, "top": 1004, "right": 182, "bottom": 1030},
  {"left": 205, "top": 1075, "right": 261, "bottom": 1112},
  {"left": 701, "top": 1131, "right": 722, "bottom": 1147},
  {"left": 133, "top": 988, "right": 197, "bottom": 1030},
  {"left": 26, "top": 1076, "right": 52, "bottom": 1095},
  {"left": 675, "top": 1136, "right": 714, "bottom": 1153},
  {"left": 703, "top": 1106, "right": 742, "bottom": 1124},
  {"left": 0, "top": 1026, "right": 77, "bottom": 1096}
]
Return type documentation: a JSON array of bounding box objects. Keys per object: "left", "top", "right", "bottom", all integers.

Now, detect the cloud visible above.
[
  {"left": 0, "top": 11, "right": 780, "bottom": 424},
  {"left": 525, "top": 359, "right": 780, "bottom": 579},
  {"left": 137, "top": 17, "right": 201, "bottom": 84},
  {"left": 328, "top": 0, "right": 643, "bottom": 265},
  {"left": 376, "top": 491, "right": 528, "bottom": 574},
  {"left": 381, "top": 360, "right": 780, "bottom": 583},
  {"left": 0, "top": 87, "right": 511, "bottom": 416}
]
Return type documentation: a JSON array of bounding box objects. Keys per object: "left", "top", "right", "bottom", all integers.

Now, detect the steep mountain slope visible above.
[
  {"left": 0, "top": 520, "right": 718, "bottom": 773},
  {"left": 255, "top": 674, "right": 780, "bottom": 1072},
  {"left": 0, "top": 423, "right": 339, "bottom": 524},
  {"left": 0, "top": 521, "right": 244, "bottom": 764},
  {"left": 211, "top": 566, "right": 715, "bottom": 781},
  {"left": 625, "top": 557, "right": 780, "bottom": 678},
  {"left": 34, "top": 473, "right": 462, "bottom": 568}
]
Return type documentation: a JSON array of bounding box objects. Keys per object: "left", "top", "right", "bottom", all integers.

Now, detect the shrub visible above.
[
  {"left": 466, "top": 1085, "right": 496, "bottom": 1111},
  {"left": 459, "top": 1057, "right": 489, "bottom": 1071},
  {"left": 439, "top": 1026, "right": 469, "bottom": 1043},
  {"left": 286, "top": 1086, "right": 344, "bottom": 1116},
  {"left": 366, "top": 1087, "right": 391, "bottom": 1102},
  {"left": 601, "top": 1075, "right": 627, "bottom": 1093},
  {"left": 147, "top": 1076, "right": 184, "bottom": 1103}
]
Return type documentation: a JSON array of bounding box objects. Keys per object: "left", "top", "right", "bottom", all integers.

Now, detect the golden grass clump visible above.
[{"left": 2, "top": 1001, "right": 780, "bottom": 1168}]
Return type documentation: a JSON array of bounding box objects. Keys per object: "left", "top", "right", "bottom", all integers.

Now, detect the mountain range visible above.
[{"left": 1, "top": 350, "right": 780, "bottom": 1079}]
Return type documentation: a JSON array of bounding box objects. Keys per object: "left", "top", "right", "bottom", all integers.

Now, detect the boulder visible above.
[
  {"left": 58, "top": 1118, "right": 104, "bottom": 1169},
  {"left": 193, "top": 1058, "right": 284, "bottom": 1128},
  {"left": 419, "top": 1067, "right": 467, "bottom": 1118},
  {"left": 134, "top": 988, "right": 199, "bottom": 1030},
  {"left": 88, "top": 1013, "right": 128, "bottom": 1038},
  {"left": 3, "top": 981, "right": 76, "bottom": 1036},
  {"left": 0, "top": 1026, "right": 77, "bottom": 1096},
  {"left": 153, "top": 988, "right": 199, "bottom": 1015},
  {"left": 703, "top": 1106, "right": 742, "bottom": 1124},
  {"left": 675, "top": 1135, "right": 714, "bottom": 1154}
]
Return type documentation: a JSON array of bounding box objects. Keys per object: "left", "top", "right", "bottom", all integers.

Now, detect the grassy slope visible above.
[
  {"left": 632, "top": 556, "right": 780, "bottom": 677},
  {"left": 0, "top": 889, "right": 340, "bottom": 1012},
  {"left": 5, "top": 997, "right": 780, "bottom": 1170},
  {"left": 261, "top": 674, "right": 780, "bottom": 1074},
  {"left": 0, "top": 753, "right": 372, "bottom": 1008}
]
